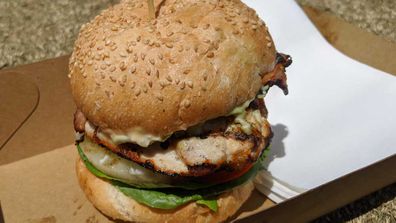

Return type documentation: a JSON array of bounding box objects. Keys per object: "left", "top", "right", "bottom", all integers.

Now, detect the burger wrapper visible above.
[{"left": 1, "top": 1, "right": 396, "bottom": 223}]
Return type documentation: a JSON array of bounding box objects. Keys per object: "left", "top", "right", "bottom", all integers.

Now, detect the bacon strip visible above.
[{"left": 261, "top": 53, "right": 292, "bottom": 95}]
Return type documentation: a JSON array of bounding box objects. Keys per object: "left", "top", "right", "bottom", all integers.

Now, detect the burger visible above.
[{"left": 69, "top": 0, "right": 291, "bottom": 222}]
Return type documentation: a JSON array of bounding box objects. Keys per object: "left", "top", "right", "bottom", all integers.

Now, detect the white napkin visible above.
[{"left": 242, "top": 0, "right": 396, "bottom": 201}]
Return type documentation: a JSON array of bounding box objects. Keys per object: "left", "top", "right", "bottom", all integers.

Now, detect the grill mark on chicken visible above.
[{"left": 82, "top": 108, "right": 271, "bottom": 177}]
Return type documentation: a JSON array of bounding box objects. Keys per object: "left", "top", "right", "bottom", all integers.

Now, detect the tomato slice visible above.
[{"left": 197, "top": 162, "right": 254, "bottom": 184}]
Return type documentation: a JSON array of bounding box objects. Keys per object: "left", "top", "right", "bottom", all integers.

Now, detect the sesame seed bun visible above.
[
  {"left": 76, "top": 157, "right": 255, "bottom": 223},
  {"left": 69, "top": 0, "right": 277, "bottom": 136}
]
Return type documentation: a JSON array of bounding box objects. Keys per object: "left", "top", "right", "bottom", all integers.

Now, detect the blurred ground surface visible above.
[{"left": 0, "top": 0, "right": 395, "bottom": 222}]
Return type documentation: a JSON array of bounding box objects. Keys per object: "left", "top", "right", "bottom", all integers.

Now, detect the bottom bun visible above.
[{"left": 76, "top": 158, "right": 254, "bottom": 223}]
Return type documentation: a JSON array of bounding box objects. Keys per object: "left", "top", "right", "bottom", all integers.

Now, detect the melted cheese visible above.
[
  {"left": 103, "top": 127, "right": 168, "bottom": 147},
  {"left": 84, "top": 121, "right": 168, "bottom": 147}
]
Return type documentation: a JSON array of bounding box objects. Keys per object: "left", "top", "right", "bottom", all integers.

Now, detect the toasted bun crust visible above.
[
  {"left": 69, "top": 0, "right": 276, "bottom": 136},
  {"left": 76, "top": 158, "right": 254, "bottom": 223}
]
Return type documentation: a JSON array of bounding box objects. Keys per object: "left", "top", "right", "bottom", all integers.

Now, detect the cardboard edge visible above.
[
  {"left": 302, "top": 6, "right": 396, "bottom": 76},
  {"left": 236, "top": 154, "right": 396, "bottom": 223}
]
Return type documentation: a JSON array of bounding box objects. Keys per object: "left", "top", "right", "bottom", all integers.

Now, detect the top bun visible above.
[{"left": 69, "top": 0, "right": 276, "bottom": 137}]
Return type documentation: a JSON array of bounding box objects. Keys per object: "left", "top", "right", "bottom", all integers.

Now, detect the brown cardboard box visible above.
[{"left": 0, "top": 6, "right": 395, "bottom": 223}]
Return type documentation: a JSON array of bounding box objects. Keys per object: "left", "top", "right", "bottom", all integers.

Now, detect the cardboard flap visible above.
[
  {"left": 0, "top": 56, "right": 76, "bottom": 165},
  {"left": 303, "top": 6, "right": 396, "bottom": 75},
  {"left": 0, "top": 72, "right": 39, "bottom": 149}
]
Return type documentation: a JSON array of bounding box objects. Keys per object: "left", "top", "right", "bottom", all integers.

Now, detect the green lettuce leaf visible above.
[
  {"left": 77, "top": 144, "right": 269, "bottom": 211},
  {"left": 114, "top": 182, "right": 218, "bottom": 211}
]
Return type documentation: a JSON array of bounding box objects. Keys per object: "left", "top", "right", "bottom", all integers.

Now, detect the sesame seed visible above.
[
  {"left": 203, "top": 74, "right": 208, "bottom": 81},
  {"left": 105, "top": 60, "right": 111, "bottom": 66},
  {"left": 100, "top": 64, "right": 106, "bottom": 70},
  {"left": 111, "top": 26, "right": 118, "bottom": 31},
  {"left": 180, "top": 82, "right": 186, "bottom": 90},
  {"left": 130, "top": 66, "right": 136, "bottom": 74},
  {"left": 131, "top": 41, "right": 137, "bottom": 46},
  {"left": 135, "top": 89, "right": 141, "bottom": 96},
  {"left": 187, "top": 81, "right": 193, "bottom": 88},
  {"left": 183, "top": 100, "right": 191, "bottom": 108},
  {"left": 203, "top": 24, "right": 210, "bottom": 30},
  {"left": 131, "top": 82, "right": 136, "bottom": 89},
  {"left": 87, "top": 60, "right": 93, "bottom": 65},
  {"left": 146, "top": 68, "right": 151, "bottom": 75},
  {"left": 167, "top": 31, "right": 174, "bottom": 37},
  {"left": 233, "top": 30, "right": 239, "bottom": 34},
  {"left": 120, "top": 52, "right": 127, "bottom": 57},
  {"left": 155, "top": 70, "right": 160, "bottom": 78},
  {"left": 82, "top": 73, "right": 87, "bottom": 78},
  {"left": 126, "top": 46, "right": 133, "bottom": 53},
  {"left": 178, "top": 45, "right": 184, "bottom": 52},
  {"left": 133, "top": 54, "right": 138, "bottom": 62},
  {"left": 183, "top": 70, "right": 190, "bottom": 74},
  {"left": 169, "top": 58, "right": 176, "bottom": 64},
  {"left": 149, "top": 58, "right": 155, "bottom": 65},
  {"left": 175, "top": 79, "right": 180, "bottom": 84},
  {"left": 121, "top": 75, "right": 127, "bottom": 83},
  {"left": 105, "top": 40, "right": 111, "bottom": 46},
  {"left": 136, "top": 36, "right": 141, "bottom": 42},
  {"left": 267, "top": 42, "right": 272, "bottom": 48},
  {"left": 144, "top": 39, "right": 149, "bottom": 45},
  {"left": 148, "top": 81, "right": 153, "bottom": 87},
  {"left": 97, "top": 46, "right": 103, "bottom": 50},
  {"left": 159, "top": 80, "right": 167, "bottom": 88},
  {"left": 109, "top": 75, "right": 116, "bottom": 82},
  {"left": 142, "top": 86, "right": 148, "bottom": 93},
  {"left": 141, "top": 53, "right": 146, "bottom": 60},
  {"left": 165, "top": 43, "right": 173, "bottom": 48},
  {"left": 158, "top": 53, "right": 163, "bottom": 60},
  {"left": 202, "top": 86, "right": 207, "bottom": 91},
  {"left": 166, "top": 75, "right": 172, "bottom": 82},
  {"left": 119, "top": 61, "right": 127, "bottom": 71},
  {"left": 243, "top": 18, "right": 249, "bottom": 23},
  {"left": 213, "top": 42, "right": 219, "bottom": 50},
  {"left": 100, "top": 72, "right": 105, "bottom": 79},
  {"left": 266, "top": 36, "right": 271, "bottom": 41},
  {"left": 251, "top": 25, "right": 258, "bottom": 30},
  {"left": 206, "top": 52, "right": 214, "bottom": 58}
]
